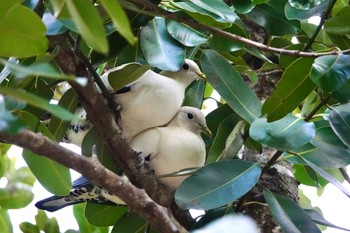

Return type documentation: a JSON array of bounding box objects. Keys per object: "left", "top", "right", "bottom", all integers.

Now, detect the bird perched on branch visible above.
[
  {"left": 35, "top": 106, "right": 210, "bottom": 211},
  {"left": 114, "top": 59, "right": 206, "bottom": 142},
  {"left": 130, "top": 106, "right": 211, "bottom": 192},
  {"left": 63, "top": 59, "right": 205, "bottom": 145}
]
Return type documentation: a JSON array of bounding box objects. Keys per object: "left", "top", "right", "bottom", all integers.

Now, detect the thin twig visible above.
[
  {"left": 304, "top": 95, "right": 331, "bottom": 122},
  {"left": 304, "top": 0, "right": 338, "bottom": 51},
  {"left": 127, "top": 0, "right": 350, "bottom": 57}
]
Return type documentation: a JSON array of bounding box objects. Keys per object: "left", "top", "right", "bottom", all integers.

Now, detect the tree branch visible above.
[
  {"left": 0, "top": 129, "right": 186, "bottom": 233},
  {"left": 127, "top": 0, "right": 350, "bottom": 57}
]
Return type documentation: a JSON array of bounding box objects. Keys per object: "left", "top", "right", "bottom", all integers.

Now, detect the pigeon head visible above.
[
  {"left": 160, "top": 59, "right": 206, "bottom": 86},
  {"left": 170, "top": 106, "right": 212, "bottom": 137}
]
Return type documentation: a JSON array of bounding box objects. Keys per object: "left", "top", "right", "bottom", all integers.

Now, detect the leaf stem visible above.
[{"left": 304, "top": 95, "right": 330, "bottom": 122}]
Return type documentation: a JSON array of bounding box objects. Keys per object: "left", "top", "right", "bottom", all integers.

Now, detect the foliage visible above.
[{"left": 1, "top": 0, "right": 350, "bottom": 232}]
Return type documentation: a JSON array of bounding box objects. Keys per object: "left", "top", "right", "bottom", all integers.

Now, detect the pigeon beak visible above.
[
  {"left": 196, "top": 71, "right": 206, "bottom": 81},
  {"left": 202, "top": 126, "right": 212, "bottom": 138}
]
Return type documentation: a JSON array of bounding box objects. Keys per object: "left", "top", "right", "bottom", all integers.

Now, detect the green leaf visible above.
[
  {"left": 301, "top": 157, "right": 350, "bottom": 198},
  {"left": 73, "top": 204, "right": 109, "bottom": 233},
  {"left": 0, "top": 87, "right": 76, "bottom": 121},
  {"left": 293, "top": 164, "right": 328, "bottom": 187},
  {"left": 140, "top": 17, "right": 185, "bottom": 71},
  {"left": 262, "top": 58, "right": 315, "bottom": 121},
  {"left": 287, "top": 142, "right": 350, "bottom": 168},
  {"left": 19, "top": 222, "right": 40, "bottom": 233},
  {"left": 99, "top": 0, "right": 136, "bottom": 45},
  {"left": 332, "top": 80, "right": 350, "bottom": 103},
  {"left": 325, "top": 6, "right": 350, "bottom": 34},
  {"left": 166, "top": 19, "right": 209, "bottom": 47},
  {"left": 310, "top": 121, "right": 350, "bottom": 165},
  {"left": 329, "top": 103, "right": 350, "bottom": 148},
  {"left": 65, "top": 0, "right": 108, "bottom": 54},
  {"left": 232, "top": 0, "right": 255, "bottom": 14},
  {"left": 8, "top": 167, "right": 36, "bottom": 186},
  {"left": 285, "top": 0, "right": 329, "bottom": 20},
  {"left": 175, "top": 160, "right": 261, "bottom": 210},
  {"left": 0, "top": 2, "right": 48, "bottom": 57},
  {"left": 171, "top": 0, "right": 236, "bottom": 28},
  {"left": 304, "top": 209, "right": 350, "bottom": 231},
  {"left": 48, "top": 88, "right": 79, "bottom": 142},
  {"left": 42, "top": 11, "right": 68, "bottom": 35},
  {"left": 85, "top": 203, "right": 128, "bottom": 227},
  {"left": 207, "top": 114, "right": 242, "bottom": 163},
  {"left": 209, "top": 23, "right": 247, "bottom": 52},
  {"left": 35, "top": 210, "right": 49, "bottom": 232},
  {"left": 82, "top": 128, "right": 119, "bottom": 172},
  {"left": 0, "top": 95, "right": 26, "bottom": 134},
  {"left": 250, "top": 115, "right": 315, "bottom": 151},
  {"left": 45, "top": 217, "right": 60, "bottom": 233},
  {"left": 106, "top": 63, "right": 151, "bottom": 91},
  {"left": 18, "top": 111, "right": 72, "bottom": 195},
  {"left": 0, "top": 183, "right": 34, "bottom": 209},
  {"left": 112, "top": 213, "right": 150, "bottom": 233},
  {"left": 246, "top": 0, "right": 300, "bottom": 36},
  {"left": 0, "top": 58, "right": 85, "bottom": 84},
  {"left": 264, "top": 189, "right": 321, "bottom": 233},
  {"left": 200, "top": 50, "right": 262, "bottom": 124},
  {"left": 0, "top": 209, "right": 12, "bottom": 233},
  {"left": 183, "top": 80, "right": 205, "bottom": 108},
  {"left": 310, "top": 55, "right": 350, "bottom": 92}
]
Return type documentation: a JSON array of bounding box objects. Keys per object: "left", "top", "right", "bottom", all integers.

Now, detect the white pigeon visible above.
[
  {"left": 62, "top": 59, "right": 205, "bottom": 146},
  {"left": 114, "top": 59, "right": 206, "bottom": 142},
  {"left": 129, "top": 106, "right": 211, "bottom": 192}
]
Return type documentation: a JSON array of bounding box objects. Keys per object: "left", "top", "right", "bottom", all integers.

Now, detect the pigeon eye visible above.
[
  {"left": 182, "top": 63, "right": 190, "bottom": 70},
  {"left": 187, "top": 113, "right": 193, "bottom": 119}
]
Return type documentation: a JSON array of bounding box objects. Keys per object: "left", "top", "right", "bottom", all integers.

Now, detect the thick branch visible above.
[
  {"left": 127, "top": 0, "right": 350, "bottom": 57},
  {"left": 48, "top": 34, "right": 170, "bottom": 206},
  {"left": 0, "top": 129, "right": 186, "bottom": 233}
]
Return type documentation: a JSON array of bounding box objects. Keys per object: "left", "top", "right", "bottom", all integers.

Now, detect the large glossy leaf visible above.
[
  {"left": 325, "top": 6, "right": 350, "bottom": 34},
  {"left": 293, "top": 164, "right": 328, "bottom": 187},
  {"left": 0, "top": 183, "right": 33, "bottom": 209},
  {"left": 48, "top": 88, "right": 78, "bottom": 142},
  {"left": 166, "top": 19, "right": 209, "bottom": 47},
  {"left": 106, "top": 63, "right": 151, "bottom": 91},
  {"left": 310, "top": 54, "right": 350, "bottom": 92},
  {"left": 264, "top": 189, "right": 321, "bottom": 233},
  {"left": 183, "top": 80, "right": 205, "bottom": 108},
  {"left": 0, "top": 58, "right": 85, "bottom": 84},
  {"left": 99, "top": 0, "right": 136, "bottom": 45},
  {"left": 285, "top": 0, "right": 329, "bottom": 20},
  {"left": 200, "top": 50, "right": 262, "bottom": 124},
  {"left": 0, "top": 1, "right": 48, "bottom": 57},
  {"left": 175, "top": 160, "right": 261, "bottom": 210},
  {"left": 65, "top": 0, "right": 108, "bottom": 54},
  {"left": 0, "top": 209, "right": 12, "bottom": 233},
  {"left": 286, "top": 142, "right": 350, "bottom": 168},
  {"left": 262, "top": 58, "right": 315, "bottom": 122},
  {"left": 329, "top": 103, "right": 350, "bottom": 148},
  {"left": 332, "top": 80, "right": 350, "bottom": 103},
  {"left": 311, "top": 121, "right": 350, "bottom": 164},
  {"left": 246, "top": 0, "right": 300, "bottom": 36},
  {"left": 140, "top": 17, "right": 185, "bottom": 71},
  {"left": 304, "top": 209, "right": 350, "bottom": 231},
  {"left": 112, "top": 213, "right": 151, "bottom": 233},
  {"left": 85, "top": 203, "right": 128, "bottom": 227},
  {"left": 209, "top": 23, "right": 247, "bottom": 52},
  {"left": 18, "top": 111, "right": 71, "bottom": 195},
  {"left": 73, "top": 204, "right": 109, "bottom": 233},
  {"left": 0, "top": 87, "right": 75, "bottom": 121},
  {"left": 250, "top": 115, "right": 315, "bottom": 151},
  {"left": 0, "top": 95, "right": 26, "bottom": 134},
  {"left": 82, "top": 128, "right": 119, "bottom": 172},
  {"left": 171, "top": 0, "right": 236, "bottom": 28},
  {"left": 207, "top": 114, "right": 242, "bottom": 163}
]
